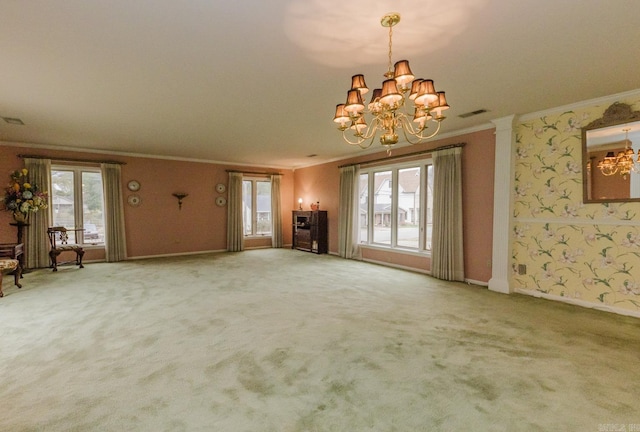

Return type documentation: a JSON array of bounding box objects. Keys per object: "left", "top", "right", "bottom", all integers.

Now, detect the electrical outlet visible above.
[{"left": 518, "top": 264, "right": 527, "bottom": 275}]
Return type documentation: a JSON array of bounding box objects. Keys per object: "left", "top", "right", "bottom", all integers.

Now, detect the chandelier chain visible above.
[{"left": 387, "top": 24, "right": 393, "bottom": 75}]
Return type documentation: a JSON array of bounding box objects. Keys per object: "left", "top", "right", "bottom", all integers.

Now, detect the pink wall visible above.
[
  {"left": 2, "top": 129, "right": 493, "bottom": 282},
  {"left": 293, "top": 128, "right": 496, "bottom": 283},
  {"left": 0, "top": 144, "right": 294, "bottom": 261}
]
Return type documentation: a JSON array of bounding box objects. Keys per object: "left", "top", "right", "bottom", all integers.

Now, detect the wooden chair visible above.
[
  {"left": 0, "top": 243, "right": 23, "bottom": 297},
  {"left": 47, "top": 227, "right": 85, "bottom": 272},
  {"left": 0, "top": 259, "right": 19, "bottom": 297}
]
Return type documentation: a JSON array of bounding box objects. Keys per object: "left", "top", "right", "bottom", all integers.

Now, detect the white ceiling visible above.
[{"left": 1, "top": 0, "right": 640, "bottom": 169}]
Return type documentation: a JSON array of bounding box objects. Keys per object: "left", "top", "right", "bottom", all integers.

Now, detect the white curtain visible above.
[
  {"left": 227, "top": 172, "right": 244, "bottom": 252},
  {"left": 270, "top": 174, "right": 283, "bottom": 248},
  {"left": 431, "top": 147, "right": 465, "bottom": 281},
  {"left": 101, "top": 163, "right": 127, "bottom": 262},
  {"left": 338, "top": 164, "right": 361, "bottom": 259},
  {"left": 24, "top": 158, "right": 51, "bottom": 269}
]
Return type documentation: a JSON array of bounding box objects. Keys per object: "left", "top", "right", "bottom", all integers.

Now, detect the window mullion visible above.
[
  {"left": 368, "top": 174, "right": 374, "bottom": 242},
  {"left": 419, "top": 165, "right": 426, "bottom": 251},
  {"left": 252, "top": 180, "right": 257, "bottom": 235},
  {"left": 391, "top": 169, "right": 398, "bottom": 247},
  {"left": 74, "top": 168, "right": 84, "bottom": 242},
  {"left": 76, "top": 169, "right": 82, "bottom": 229}
]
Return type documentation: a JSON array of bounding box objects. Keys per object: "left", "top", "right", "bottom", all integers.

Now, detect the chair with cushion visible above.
[
  {"left": 47, "top": 227, "right": 85, "bottom": 272},
  {"left": 0, "top": 259, "right": 19, "bottom": 297}
]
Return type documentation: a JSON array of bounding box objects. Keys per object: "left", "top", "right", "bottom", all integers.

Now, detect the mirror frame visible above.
[{"left": 582, "top": 102, "right": 640, "bottom": 203}]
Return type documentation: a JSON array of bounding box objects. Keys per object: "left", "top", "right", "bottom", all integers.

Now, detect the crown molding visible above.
[
  {"left": 0, "top": 140, "right": 295, "bottom": 171},
  {"left": 519, "top": 88, "right": 640, "bottom": 122}
]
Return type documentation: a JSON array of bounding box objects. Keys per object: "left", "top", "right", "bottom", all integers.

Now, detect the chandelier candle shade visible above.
[{"left": 333, "top": 13, "right": 450, "bottom": 151}]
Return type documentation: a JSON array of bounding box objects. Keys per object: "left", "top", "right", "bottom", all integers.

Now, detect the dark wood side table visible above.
[{"left": 0, "top": 243, "right": 24, "bottom": 289}]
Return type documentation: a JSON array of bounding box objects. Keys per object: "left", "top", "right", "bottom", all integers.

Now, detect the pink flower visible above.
[
  {"left": 621, "top": 233, "right": 640, "bottom": 248},
  {"left": 619, "top": 280, "right": 640, "bottom": 295}
]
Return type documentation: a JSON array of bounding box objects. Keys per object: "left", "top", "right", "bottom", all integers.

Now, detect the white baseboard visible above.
[
  {"left": 515, "top": 288, "right": 640, "bottom": 319},
  {"left": 362, "top": 257, "right": 431, "bottom": 275},
  {"left": 128, "top": 249, "right": 227, "bottom": 260},
  {"left": 465, "top": 278, "right": 489, "bottom": 287},
  {"left": 357, "top": 257, "right": 490, "bottom": 286}
]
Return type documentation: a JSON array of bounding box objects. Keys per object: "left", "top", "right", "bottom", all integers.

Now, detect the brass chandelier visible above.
[
  {"left": 597, "top": 128, "right": 640, "bottom": 177},
  {"left": 333, "top": 12, "right": 450, "bottom": 151}
]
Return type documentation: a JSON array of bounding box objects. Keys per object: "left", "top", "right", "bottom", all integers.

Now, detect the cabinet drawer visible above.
[{"left": 296, "top": 229, "right": 311, "bottom": 248}]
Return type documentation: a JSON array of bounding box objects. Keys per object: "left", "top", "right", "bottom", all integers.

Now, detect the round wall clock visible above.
[
  {"left": 215, "top": 183, "right": 226, "bottom": 193},
  {"left": 215, "top": 196, "right": 227, "bottom": 207},
  {"left": 127, "top": 194, "right": 142, "bottom": 207},
  {"left": 127, "top": 180, "right": 141, "bottom": 191}
]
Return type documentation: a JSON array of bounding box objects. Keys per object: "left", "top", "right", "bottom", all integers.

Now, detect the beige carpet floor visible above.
[{"left": 1, "top": 249, "right": 639, "bottom": 431}]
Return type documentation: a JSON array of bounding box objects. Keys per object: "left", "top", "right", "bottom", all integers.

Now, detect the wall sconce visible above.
[
  {"left": 298, "top": 198, "right": 303, "bottom": 210},
  {"left": 172, "top": 193, "right": 188, "bottom": 210}
]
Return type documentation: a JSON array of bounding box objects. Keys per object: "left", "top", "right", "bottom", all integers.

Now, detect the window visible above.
[
  {"left": 242, "top": 178, "right": 271, "bottom": 237},
  {"left": 50, "top": 166, "right": 105, "bottom": 245},
  {"left": 359, "top": 159, "right": 433, "bottom": 253}
]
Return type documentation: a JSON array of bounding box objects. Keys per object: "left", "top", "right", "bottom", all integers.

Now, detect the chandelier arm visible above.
[
  {"left": 396, "top": 114, "right": 442, "bottom": 145},
  {"left": 355, "top": 117, "right": 384, "bottom": 149},
  {"left": 414, "top": 120, "right": 442, "bottom": 140},
  {"left": 358, "top": 134, "right": 376, "bottom": 150},
  {"left": 395, "top": 115, "right": 426, "bottom": 145},
  {"left": 341, "top": 130, "right": 367, "bottom": 146},
  {"left": 360, "top": 117, "right": 381, "bottom": 141}
]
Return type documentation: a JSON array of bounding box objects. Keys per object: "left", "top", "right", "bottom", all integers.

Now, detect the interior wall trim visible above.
[
  {"left": 519, "top": 87, "right": 640, "bottom": 123},
  {"left": 18, "top": 153, "right": 126, "bottom": 165},
  {"left": 514, "top": 217, "right": 640, "bottom": 227},
  {"left": 489, "top": 115, "right": 517, "bottom": 294},
  {"left": 515, "top": 287, "right": 640, "bottom": 319},
  {"left": 1, "top": 140, "right": 294, "bottom": 170},
  {"left": 127, "top": 248, "right": 227, "bottom": 261},
  {"left": 361, "top": 257, "right": 431, "bottom": 275},
  {"left": 225, "top": 169, "right": 281, "bottom": 176},
  {"left": 338, "top": 142, "right": 465, "bottom": 169}
]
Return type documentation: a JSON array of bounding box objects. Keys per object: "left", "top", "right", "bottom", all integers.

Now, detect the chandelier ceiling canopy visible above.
[{"left": 333, "top": 13, "right": 450, "bottom": 152}]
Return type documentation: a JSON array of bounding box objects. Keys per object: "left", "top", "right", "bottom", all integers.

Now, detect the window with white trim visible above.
[
  {"left": 358, "top": 159, "right": 433, "bottom": 252},
  {"left": 242, "top": 177, "right": 272, "bottom": 237},
  {"left": 50, "top": 166, "right": 105, "bottom": 245}
]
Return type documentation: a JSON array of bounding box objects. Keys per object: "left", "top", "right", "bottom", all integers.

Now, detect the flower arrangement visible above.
[{"left": 3, "top": 168, "right": 49, "bottom": 223}]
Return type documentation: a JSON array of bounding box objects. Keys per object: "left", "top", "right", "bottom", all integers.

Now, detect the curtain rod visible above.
[
  {"left": 225, "top": 169, "right": 281, "bottom": 176},
  {"left": 338, "top": 142, "right": 465, "bottom": 169},
  {"left": 18, "top": 154, "right": 126, "bottom": 165}
]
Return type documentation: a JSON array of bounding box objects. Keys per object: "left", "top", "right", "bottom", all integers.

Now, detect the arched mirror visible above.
[{"left": 582, "top": 103, "right": 640, "bottom": 203}]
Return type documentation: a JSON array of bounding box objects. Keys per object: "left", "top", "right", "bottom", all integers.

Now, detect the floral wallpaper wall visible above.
[{"left": 512, "top": 94, "right": 640, "bottom": 315}]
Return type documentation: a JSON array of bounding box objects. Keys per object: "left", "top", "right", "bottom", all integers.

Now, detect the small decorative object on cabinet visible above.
[{"left": 292, "top": 210, "right": 327, "bottom": 254}]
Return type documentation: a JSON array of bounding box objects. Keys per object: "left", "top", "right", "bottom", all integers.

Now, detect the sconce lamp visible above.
[
  {"left": 298, "top": 198, "right": 303, "bottom": 210},
  {"left": 172, "top": 193, "right": 188, "bottom": 210}
]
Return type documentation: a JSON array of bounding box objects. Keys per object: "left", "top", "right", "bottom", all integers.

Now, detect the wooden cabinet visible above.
[{"left": 292, "top": 210, "right": 327, "bottom": 254}]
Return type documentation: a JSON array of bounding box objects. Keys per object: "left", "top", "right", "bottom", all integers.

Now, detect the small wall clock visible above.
[
  {"left": 215, "top": 196, "right": 227, "bottom": 207},
  {"left": 127, "top": 180, "right": 141, "bottom": 191},
  {"left": 127, "top": 194, "right": 141, "bottom": 207},
  {"left": 215, "top": 183, "right": 226, "bottom": 193}
]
